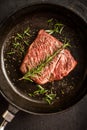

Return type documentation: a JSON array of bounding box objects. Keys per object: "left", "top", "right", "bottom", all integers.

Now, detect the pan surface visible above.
[{"left": 0, "top": 4, "right": 87, "bottom": 114}]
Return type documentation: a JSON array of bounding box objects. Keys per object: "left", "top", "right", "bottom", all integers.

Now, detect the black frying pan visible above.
[{"left": 0, "top": 1, "right": 87, "bottom": 130}]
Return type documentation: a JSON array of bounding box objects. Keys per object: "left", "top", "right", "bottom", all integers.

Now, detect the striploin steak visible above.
[{"left": 20, "top": 29, "right": 77, "bottom": 84}]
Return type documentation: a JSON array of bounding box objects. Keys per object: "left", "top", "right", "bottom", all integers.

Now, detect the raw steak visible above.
[{"left": 20, "top": 29, "right": 77, "bottom": 84}]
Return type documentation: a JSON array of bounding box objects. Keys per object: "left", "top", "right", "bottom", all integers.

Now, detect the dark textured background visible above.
[{"left": 0, "top": 0, "right": 87, "bottom": 130}]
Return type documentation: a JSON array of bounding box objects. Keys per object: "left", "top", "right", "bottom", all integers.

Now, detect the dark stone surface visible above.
[
  {"left": 0, "top": 93, "right": 87, "bottom": 130},
  {"left": 0, "top": 0, "right": 87, "bottom": 130}
]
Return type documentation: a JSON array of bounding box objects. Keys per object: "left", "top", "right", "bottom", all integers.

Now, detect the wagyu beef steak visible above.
[{"left": 20, "top": 29, "right": 77, "bottom": 84}]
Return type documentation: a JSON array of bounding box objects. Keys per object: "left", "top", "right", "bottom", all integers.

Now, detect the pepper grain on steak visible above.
[{"left": 20, "top": 29, "right": 77, "bottom": 84}]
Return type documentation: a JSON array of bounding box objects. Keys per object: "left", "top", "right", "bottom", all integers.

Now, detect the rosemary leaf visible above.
[
  {"left": 34, "top": 90, "right": 40, "bottom": 95},
  {"left": 46, "top": 94, "right": 56, "bottom": 100},
  {"left": 61, "top": 90, "right": 64, "bottom": 95},
  {"left": 44, "top": 93, "right": 56, "bottom": 104},
  {"left": 37, "top": 85, "right": 44, "bottom": 90},
  {"left": 55, "top": 23, "right": 63, "bottom": 26},
  {"left": 59, "top": 26, "right": 64, "bottom": 34},
  {"left": 7, "top": 51, "right": 15, "bottom": 55},
  {"left": 24, "top": 40, "right": 29, "bottom": 46},
  {"left": 24, "top": 27, "right": 31, "bottom": 36},
  {"left": 34, "top": 85, "right": 48, "bottom": 95},
  {"left": 20, "top": 46, "right": 25, "bottom": 53},
  {"left": 40, "top": 89, "right": 48, "bottom": 94},
  {"left": 45, "top": 97, "right": 51, "bottom": 104},
  {"left": 17, "top": 33, "right": 23, "bottom": 39},
  {"left": 23, "top": 77, "right": 33, "bottom": 82},
  {"left": 46, "top": 22, "right": 64, "bottom": 35},
  {"left": 25, "top": 32, "right": 31, "bottom": 37},
  {"left": 24, "top": 27, "right": 30, "bottom": 33},
  {"left": 13, "top": 42, "right": 20, "bottom": 48},
  {"left": 47, "top": 18, "right": 53, "bottom": 23},
  {"left": 14, "top": 37, "right": 19, "bottom": 42},
  {"left": 29, "top": 93, "right": 34, "bottom": 97},
  {"left": 45, "top": 30, "right": 54, "bottom": 34}
]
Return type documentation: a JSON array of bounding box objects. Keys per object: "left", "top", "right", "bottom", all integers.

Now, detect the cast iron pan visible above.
[{"left": 0, "top": 2, "right": 87, "bottom": 130}]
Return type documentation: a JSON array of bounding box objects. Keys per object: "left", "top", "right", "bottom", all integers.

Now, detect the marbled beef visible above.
[{"left": 20, "top": 30, "right": 77, "bottom": 84}]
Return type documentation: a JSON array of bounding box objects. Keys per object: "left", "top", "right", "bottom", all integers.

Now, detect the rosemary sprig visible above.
[
  {"left": 34, "top": 85, "right": 48, "bottom": 95},
  {"left": 28, "top": 85, "right": 56, "bottom": 104},
  {"left": 46, "top": 22, "right": 64, "bottom": 34},
  {"left": 29, "top": 85, "right": 48, "bottom": 97},
  {"left": 7, "top": 27, "right": 31, "bottom": 55},
  {"left": 21, "top": 42, "right": 70, "bottom": 81}
]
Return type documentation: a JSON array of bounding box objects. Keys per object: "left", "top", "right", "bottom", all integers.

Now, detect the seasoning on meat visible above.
[{"left": 20, "top": 29, "right": 77, "bottom": 84}]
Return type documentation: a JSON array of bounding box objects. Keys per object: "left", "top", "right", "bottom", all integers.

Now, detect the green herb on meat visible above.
[
  {"left": 63, "top": 38, "right": 71, "bottom": 46},
  {"left": 20, "top": 42, "right": 70, "bottom": 81}
]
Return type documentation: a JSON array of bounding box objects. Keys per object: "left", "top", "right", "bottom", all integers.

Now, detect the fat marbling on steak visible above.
[{"left": 20, "top": 29, "right": 77, "bottom": 84}]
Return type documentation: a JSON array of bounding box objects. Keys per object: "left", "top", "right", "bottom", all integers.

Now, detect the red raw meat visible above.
[{"left": 20, "top": 29, "right": 77, "bottom": 84}]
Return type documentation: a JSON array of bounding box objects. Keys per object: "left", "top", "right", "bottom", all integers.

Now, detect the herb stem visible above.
[{"left": 28, "top": 84, "right": 56, "bottom": 104}]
